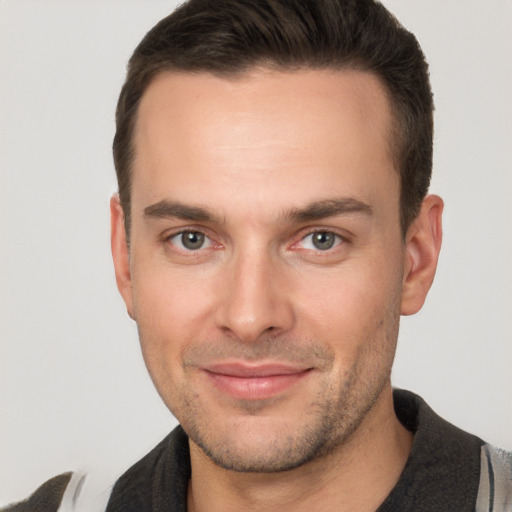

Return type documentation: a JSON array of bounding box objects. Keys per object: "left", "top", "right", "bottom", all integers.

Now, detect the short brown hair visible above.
[{"left": 113, "top": 0, "right": 433, "bottom": 237}]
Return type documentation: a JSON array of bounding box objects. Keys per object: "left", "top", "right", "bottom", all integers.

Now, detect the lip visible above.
[{"left": 202, "top": 362, "right": 312, "bottom": 400}]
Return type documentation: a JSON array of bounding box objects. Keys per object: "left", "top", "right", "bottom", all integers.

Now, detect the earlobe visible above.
[
  {"left": 401, "top": 194, "right": 444, "bottom": 316},
  {"left": 110, "top": 195, "right": 135, "bottom": 320}
]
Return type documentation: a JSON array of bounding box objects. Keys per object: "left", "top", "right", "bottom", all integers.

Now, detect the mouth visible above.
[{"left": 201, "top": 362, "right": 313, "bottom": 400}]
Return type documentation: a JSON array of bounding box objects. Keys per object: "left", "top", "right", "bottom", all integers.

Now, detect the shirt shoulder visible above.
[
  {"left": 476, "top": 444, "right": 512, "bottom": 512},
  {"left": 1, "top": 472, "right": 112, "bottom": 512}
]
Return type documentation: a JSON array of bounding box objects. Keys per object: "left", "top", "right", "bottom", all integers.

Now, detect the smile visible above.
[{"left": 202, "top": 362, "right": 313, "bottom": 400}]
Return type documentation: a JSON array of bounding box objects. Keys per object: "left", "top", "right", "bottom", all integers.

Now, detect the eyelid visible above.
[
  {"left": 171, "top": 231, "right": 211, "bottom": 251},
  {"left": 163, "top": 227, "right": 220, "bottom": 253},
  {"left": 290, "top": 228, "right": 347, "bottom": 251}
]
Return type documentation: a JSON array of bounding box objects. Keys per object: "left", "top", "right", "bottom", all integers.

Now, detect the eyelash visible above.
[
  {"left": 294, "top": 230, "right": 345, "bottom": 252},
  {"left": 165, "top": 230, "right": 216, "bottom": 252},
  {"left": 163, "top": 228, "right": 347, "bottom": 255}
]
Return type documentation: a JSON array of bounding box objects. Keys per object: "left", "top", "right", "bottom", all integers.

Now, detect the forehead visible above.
[{"left": 132, "top": 68, "right": 398, "bottom": 218}]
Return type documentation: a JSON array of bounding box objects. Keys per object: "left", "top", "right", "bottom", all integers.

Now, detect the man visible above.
[{"left": 3, "top": 0, "right": 511, "bottom": 511}]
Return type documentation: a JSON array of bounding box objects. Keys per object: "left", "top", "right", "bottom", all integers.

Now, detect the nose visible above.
[{"left": 214, "top": 247, "right": 295, "bottom": 343}]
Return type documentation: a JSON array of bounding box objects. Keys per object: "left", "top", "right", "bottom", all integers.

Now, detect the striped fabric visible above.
[{"left": 476, "top": 444, "right": 512, "bottom": 512}]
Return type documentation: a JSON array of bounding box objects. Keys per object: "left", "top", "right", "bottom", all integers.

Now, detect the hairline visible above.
[{"left": 121, "top": 62, "right": 406, "bottom": 242}]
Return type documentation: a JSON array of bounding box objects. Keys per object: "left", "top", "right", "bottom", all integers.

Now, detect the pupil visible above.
[
  {"left": 313, "top": 232, "right": 335, "bottom": 250},
  {"left": 182, "top": 231, "right": 204, "bottom": 250}
]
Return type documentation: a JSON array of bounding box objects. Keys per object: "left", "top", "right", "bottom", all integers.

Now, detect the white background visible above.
[{"left": 1, "top": 0, "right": 511, "bottom": 505}]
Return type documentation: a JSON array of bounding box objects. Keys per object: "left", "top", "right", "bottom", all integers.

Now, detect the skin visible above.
[{"left": 111, "top": 68, "right": 443, "bottom": 511}]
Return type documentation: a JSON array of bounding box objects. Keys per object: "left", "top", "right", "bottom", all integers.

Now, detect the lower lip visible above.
[{"left": 204, "top": 370, "right": 311, "bottom": 400}]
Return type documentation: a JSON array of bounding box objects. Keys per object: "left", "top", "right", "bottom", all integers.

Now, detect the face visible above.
[{"left": 112, "top": 68, "right": 425, "bottom": 472}]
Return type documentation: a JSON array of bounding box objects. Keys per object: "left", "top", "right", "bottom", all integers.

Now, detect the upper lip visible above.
[{"left": 202, "top": 362, "right": 312, "bottom": 377}]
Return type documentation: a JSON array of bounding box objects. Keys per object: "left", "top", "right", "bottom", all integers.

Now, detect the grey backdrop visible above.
[{"left": 1, "top": 0, "right": 511, "bottom": 504}]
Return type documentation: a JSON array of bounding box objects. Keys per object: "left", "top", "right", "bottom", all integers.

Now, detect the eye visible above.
[
  {"left": 299, "top": 231, "right": 343, "bottom": 251},
  {"left": 169, "top": 231, "right": 212, "bottom": 251}
]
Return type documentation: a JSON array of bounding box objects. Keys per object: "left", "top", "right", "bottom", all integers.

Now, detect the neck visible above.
[{"left": 187, "top": 385, "right": 412, "bottom": 512}]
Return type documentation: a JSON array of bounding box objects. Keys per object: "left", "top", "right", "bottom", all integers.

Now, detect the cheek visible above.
[
  {"left": 294, "top": 261, "right": 402, "bottom": 349},
  {"left": 130, "top": 265, "right": 217, "bottom": 380},
  {"left": 132, "top": 259, "right": 215, "bottom": 327}
]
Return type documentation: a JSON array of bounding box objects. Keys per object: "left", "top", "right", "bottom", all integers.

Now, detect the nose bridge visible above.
[{"left": 215, "top": 241, "right": 293, "bottom": 342}]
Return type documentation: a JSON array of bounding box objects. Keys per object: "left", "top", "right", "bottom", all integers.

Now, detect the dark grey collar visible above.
[{"left": 377, "top": 389, "right": 483, "bottom": 511}]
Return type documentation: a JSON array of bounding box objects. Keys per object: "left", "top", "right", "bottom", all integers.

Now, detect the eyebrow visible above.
[
  {"left": 144, "top": 200, "right": 219, "bottom": 223},
  {"left": 284, "top": 198, "right": 373, "bottom": 223},
  {"left": 143, "top": 197, "right": 373, "bottom": 225}
]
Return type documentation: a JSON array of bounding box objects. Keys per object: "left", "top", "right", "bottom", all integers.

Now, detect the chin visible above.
[
  {"left": 185, "top": 406, "right": 359, "bottom": 473},
  {"left": 193, "top": 431, "right": 327, "bottom": 473}
]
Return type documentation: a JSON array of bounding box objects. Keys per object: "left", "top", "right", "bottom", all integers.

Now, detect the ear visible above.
[
  {"left": 401, "top": 194, "right": 444, "bottom": 316},
  {"left": 110, "top": 195, "right": 135, "bottom": 319}
]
